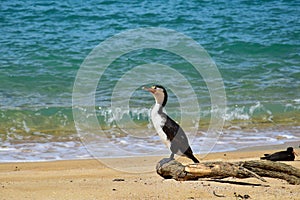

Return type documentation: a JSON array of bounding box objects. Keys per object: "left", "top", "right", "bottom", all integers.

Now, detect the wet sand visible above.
[{"left": 1, "top": 144, "right": 299, "bottom": 200}]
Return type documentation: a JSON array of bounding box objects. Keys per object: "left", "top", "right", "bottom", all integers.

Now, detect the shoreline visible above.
[
  {"left": 1, "top": 140, "right": 298, "bottom": 164},
  {"left": 1, "top": 143, "right": 299, "bottom": 199}
]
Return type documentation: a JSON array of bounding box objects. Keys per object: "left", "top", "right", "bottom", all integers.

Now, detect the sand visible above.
[{"left": 1, "top": 145, "right": 300, "bottom": 200}]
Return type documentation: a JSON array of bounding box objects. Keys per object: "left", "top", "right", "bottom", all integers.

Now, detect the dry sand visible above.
[{"left": 1, "top": 145, "right": 300, "bottom": 200}]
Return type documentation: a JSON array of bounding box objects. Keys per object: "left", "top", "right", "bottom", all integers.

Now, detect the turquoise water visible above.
[{"left": 0, "top": 0, "right": 300, "bottom": 161}]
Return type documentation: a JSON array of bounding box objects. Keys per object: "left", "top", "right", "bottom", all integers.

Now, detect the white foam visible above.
[
  {"left": 293, "top": 99, "right": 300, "bottom": 103},
  {"left": 0, "top": 126, "right": 299, "bottom": 162},
  {"left": 22, "top": 120, "right": 30, "bottom": 133}
]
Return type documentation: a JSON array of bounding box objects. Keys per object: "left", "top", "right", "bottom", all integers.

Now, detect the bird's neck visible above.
[{"left": 153, "top": 103, "right": 164, "bottom": 115}]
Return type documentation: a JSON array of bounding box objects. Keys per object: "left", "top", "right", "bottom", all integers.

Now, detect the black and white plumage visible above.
[
  {"left": 260, "top": 147, "right": 297, "bottom": 161},
  {"left": 143, "top": 85, "right": 199, "bottom": 163}
]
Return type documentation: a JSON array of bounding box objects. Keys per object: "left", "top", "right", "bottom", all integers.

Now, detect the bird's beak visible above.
[
  {"left": 293, "top": 151, "right": 298, "bottom": 156},
  {"left": 142, "top": 86, "right": 155, "bottom": 94}
]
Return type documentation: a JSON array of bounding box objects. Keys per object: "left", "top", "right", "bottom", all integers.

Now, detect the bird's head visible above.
[
  {"left": 287, "top": 147, "right": 298, "bottom": 156},
  {"left": 143, "top": 85, "right": 168, "bottom": 107}
]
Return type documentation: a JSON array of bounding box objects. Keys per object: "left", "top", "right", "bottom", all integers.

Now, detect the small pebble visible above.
[{"left": 113, "top": 178, "right": 125, "bottom": 182}]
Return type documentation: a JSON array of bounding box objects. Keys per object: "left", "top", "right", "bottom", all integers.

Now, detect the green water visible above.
[{"left": 0, "top": 0, "right": 299, "bottom": 160}]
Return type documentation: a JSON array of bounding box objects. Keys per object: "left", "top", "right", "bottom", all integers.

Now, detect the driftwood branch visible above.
[{"left": 156, "top": 159, "right": 300, "bottom": 185}]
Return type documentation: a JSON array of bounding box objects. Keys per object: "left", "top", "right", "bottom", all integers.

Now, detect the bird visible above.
[
  {"left": 143, "top": 85, "right": 199, "bottom": 163},
  {"left": 260, "top": 147, "right": 298, "bottom": 161}
]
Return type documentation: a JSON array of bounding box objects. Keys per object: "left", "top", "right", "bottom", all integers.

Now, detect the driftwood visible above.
[{"left": 156, "top": 158, "right": 300, "bottom": 185}]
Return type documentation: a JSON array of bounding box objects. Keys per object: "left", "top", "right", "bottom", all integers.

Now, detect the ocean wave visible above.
[{"left": 1, "top": 100, "right": 299, "bottom": 138}]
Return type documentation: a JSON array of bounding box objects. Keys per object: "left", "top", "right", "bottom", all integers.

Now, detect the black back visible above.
[{"left": 162, "top": 115, "right": 199, "bottom": 163}]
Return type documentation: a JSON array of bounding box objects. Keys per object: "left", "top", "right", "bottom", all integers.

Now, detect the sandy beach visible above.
[{"left": 1, "top": 144, "right": 300, "bottom": 200}]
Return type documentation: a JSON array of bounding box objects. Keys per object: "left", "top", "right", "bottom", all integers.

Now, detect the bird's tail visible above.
[
  {"left": 190, "top": 155, "right": 200, "bottom": 163},
  {"left": 260, "top": 153, "right": 271, "bottom": 160}
]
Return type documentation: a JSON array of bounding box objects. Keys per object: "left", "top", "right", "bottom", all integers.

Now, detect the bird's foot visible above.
[{"left": 159, "top": 157, "right": 175, "bottom": 166}]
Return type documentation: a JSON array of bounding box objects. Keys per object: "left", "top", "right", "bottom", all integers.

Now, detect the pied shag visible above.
[{"left": 143, "top": 85, "right": 199, "bottom": 163}]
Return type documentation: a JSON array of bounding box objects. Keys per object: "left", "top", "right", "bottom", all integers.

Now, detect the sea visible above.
[{"left": 1, "top": 0, "right": 299, "bottom": 162}]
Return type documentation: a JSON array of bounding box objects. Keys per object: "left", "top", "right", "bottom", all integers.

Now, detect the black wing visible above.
[
  {"left": 162, "top": 116, "right": 192, "bottom": 155},
  {"left": 162, "top": 116, "right": 188, "bottom": 142}
]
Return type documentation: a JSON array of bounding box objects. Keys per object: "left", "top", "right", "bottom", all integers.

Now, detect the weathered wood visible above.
[
  {"left": 239, "top": 160, "right": 300, "bottom": 185},
  {"left": 156, "top": 159, "right": 300, "bottom": 185},
  {"left": 239, "top": 160, "right": 300, "bottom": 177}
]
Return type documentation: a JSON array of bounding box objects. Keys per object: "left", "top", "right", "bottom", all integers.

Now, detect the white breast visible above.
[{"left": 151, "top": 104, "right": 170, "bottom": 148}]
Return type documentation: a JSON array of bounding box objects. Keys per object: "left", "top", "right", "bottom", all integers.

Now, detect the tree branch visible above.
[{"left": 156, "top": 159, "right": 300, "bottom": 185}]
